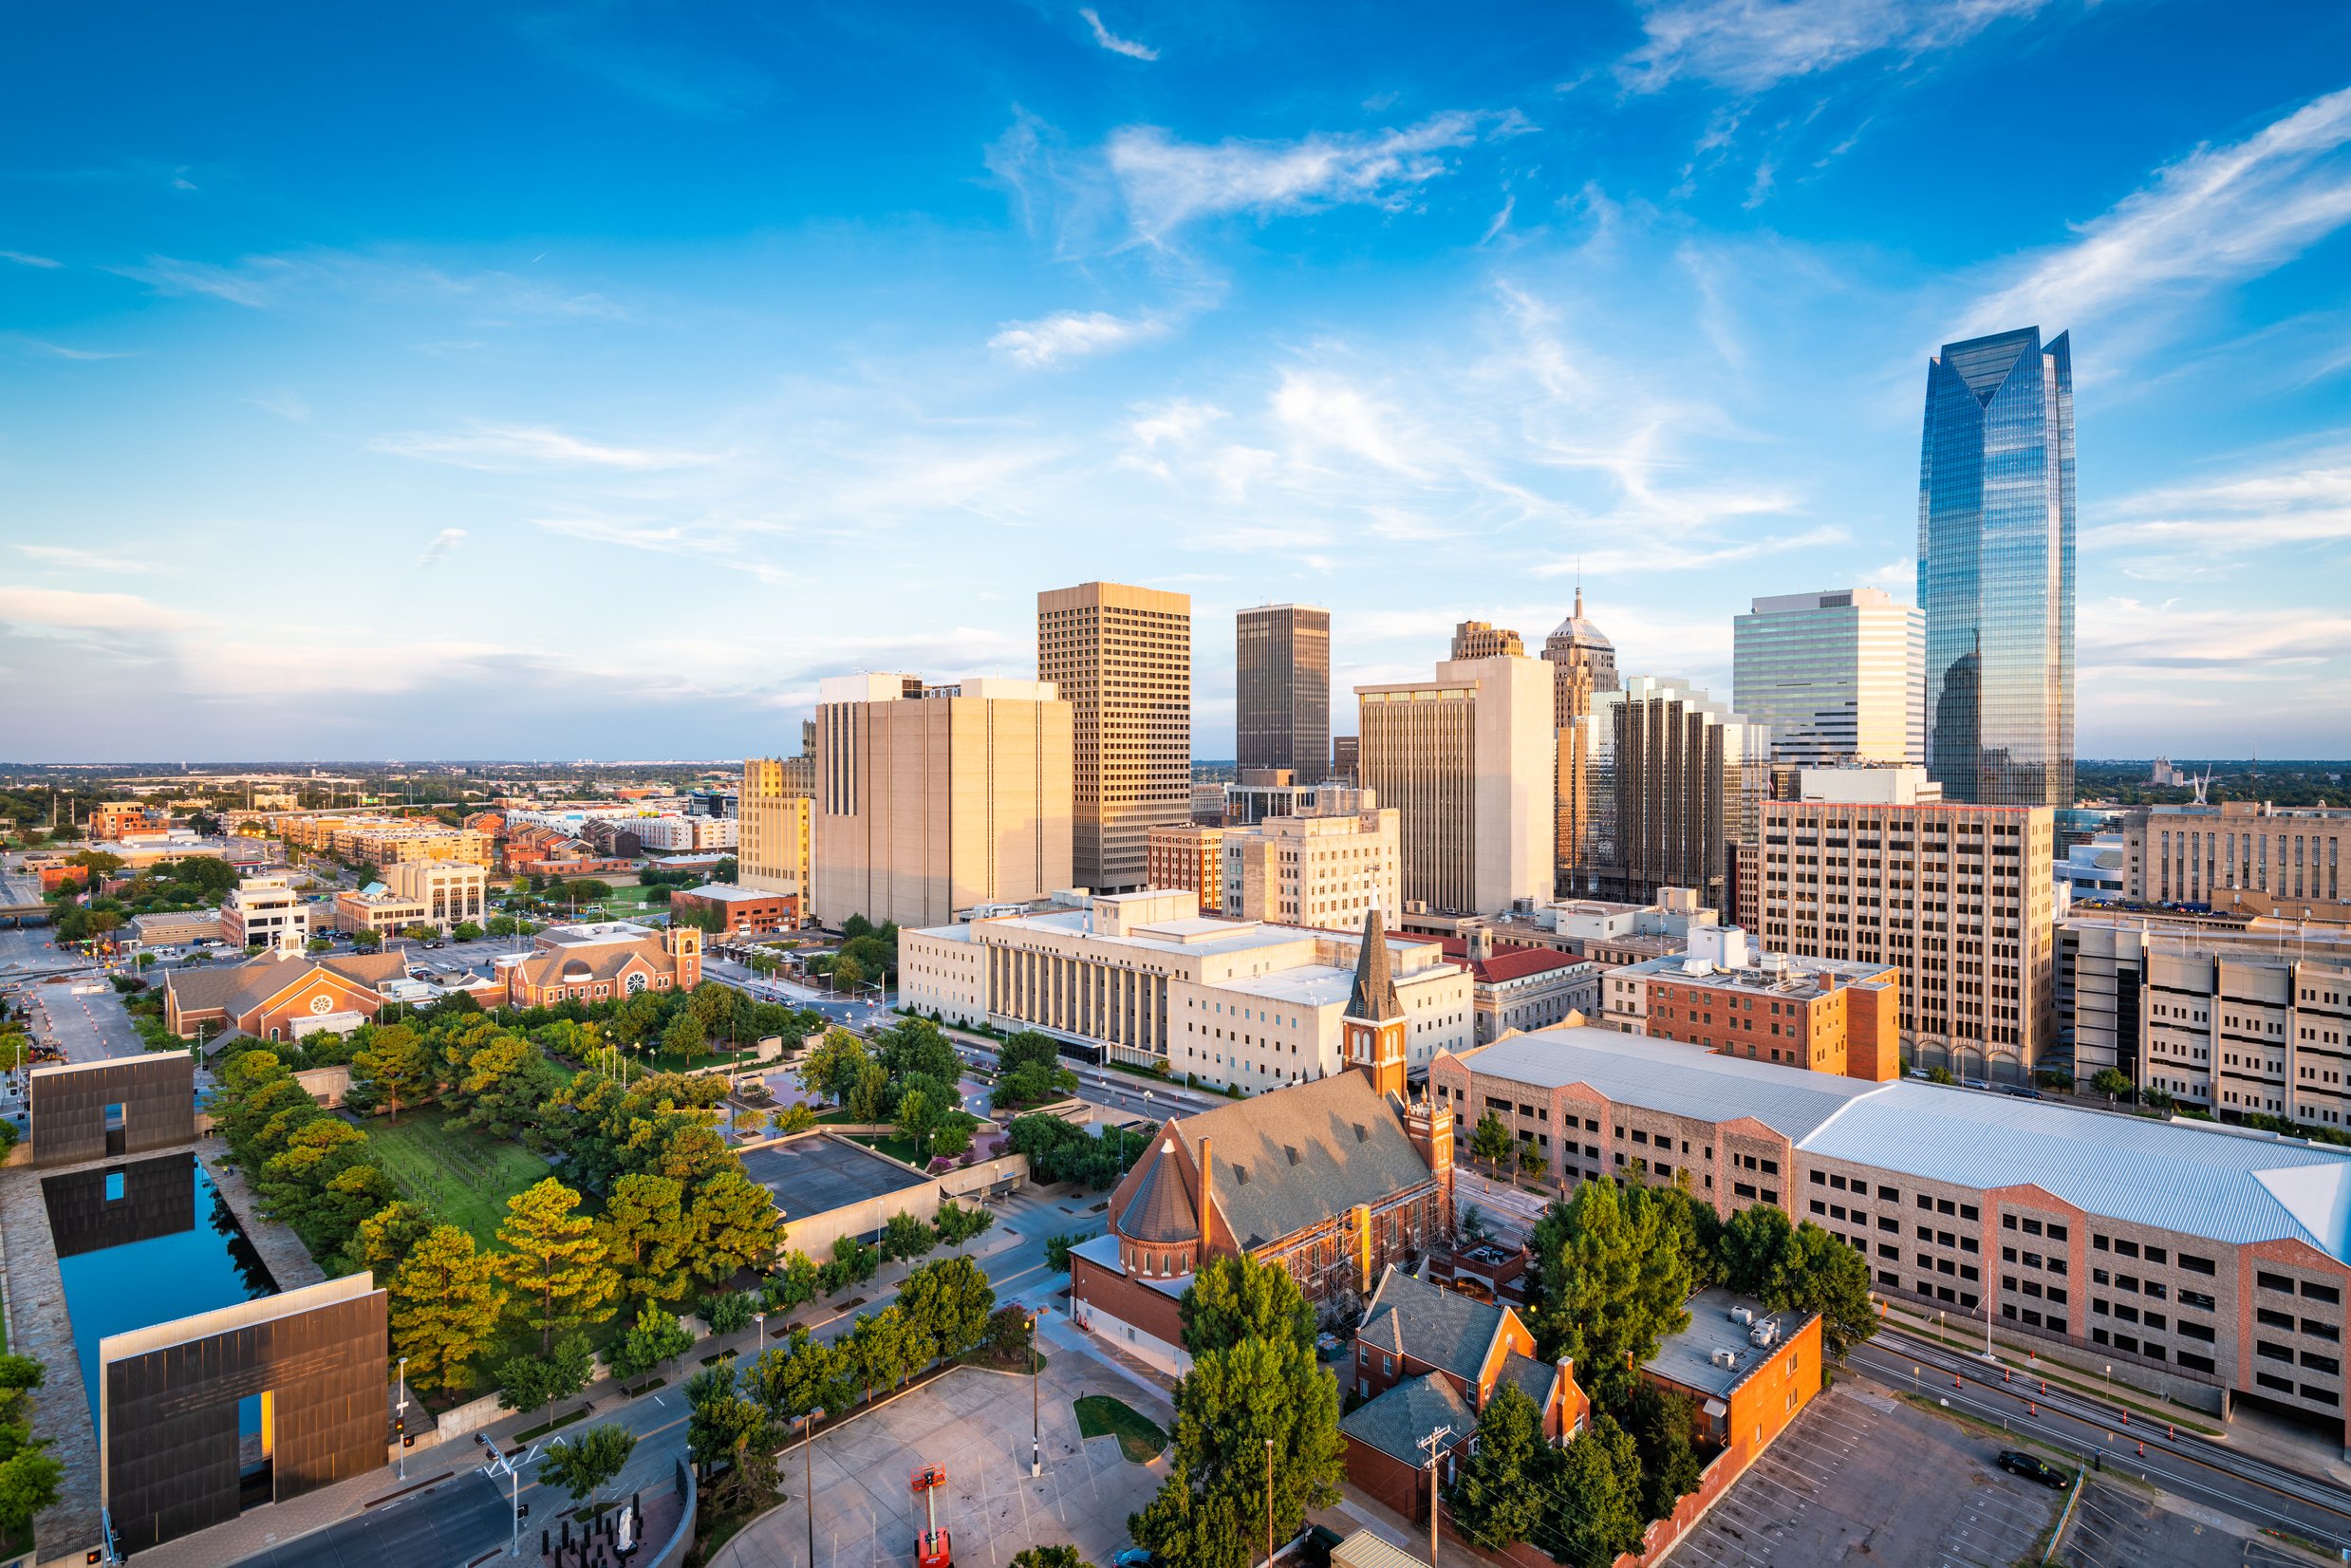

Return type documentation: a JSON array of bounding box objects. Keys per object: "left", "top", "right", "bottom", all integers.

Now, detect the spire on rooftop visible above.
[{"left": 1346, "top": 903, "right": 1402, "bottom": 1022}]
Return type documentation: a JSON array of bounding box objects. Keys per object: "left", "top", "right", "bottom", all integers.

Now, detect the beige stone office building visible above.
[
  {"left": 387, "top": 859, "right": 486, "bottom": 925},
  {"left": 1221, "top": 796, "right": 1400, "bottom": 929},
  {"left": 2062, "top": 912, "right": 2351, "bottom": 1126},
  {"left": 1541, "top": 589, "right": 1618, "bottom": 891},
  {"left": 901, "top": 888, "right": 1470, "bottom": 1090},
  {"left": 738, "top": 756, "right": 812, "bottom": 920},
  {"left": 1356, "top": 656, "right": 1555, "bottom": 916},
  {"left": 2125, "top": 802, "right": 2351, "bottom": 924},
  {"left": 1038, "top": 580, "right": 1192, "bottom": 893},
  {"left": 1754, "top": 769, "right": 2055, "bottom": 1083},
  {"left": 1448, "top": 621, "right": 1523, "bottom": 661},
  {"left": 812, "top": 673, "right": 1073, "bottom": 931}
]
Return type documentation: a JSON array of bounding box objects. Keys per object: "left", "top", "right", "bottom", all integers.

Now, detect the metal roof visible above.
[
  {"left": 1447, "top": 1027, "right": 1880, "bottom": 1142},
  {"left": 1801, "top": 1084, "right": 2351, "bottom": 1260}
]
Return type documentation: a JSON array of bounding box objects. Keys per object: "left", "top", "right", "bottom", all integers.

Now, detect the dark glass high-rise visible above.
[
  {"left": 1235, "top": 604, "right": 1331, "bottom": 780},
  {"left": 1917, "top": 326, "right": 2075, "bottom": 807}
]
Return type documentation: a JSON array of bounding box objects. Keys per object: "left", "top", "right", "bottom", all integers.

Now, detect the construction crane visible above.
[{"left": 911, "top": 1463, "right": 952, "bottom": 1567}]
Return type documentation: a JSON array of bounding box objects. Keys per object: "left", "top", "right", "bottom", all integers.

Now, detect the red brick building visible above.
[
  {"left": 161, "top": 949, "right": 408, "bottom": 1043},
  {"left": 670, "top": 882, "right": 793, "bottom": 936},
  {"left": 501, "top": 922, "right": 701, "bottom": 1008},
  {"left": 1340, "top": 1267, "right": 1588, "bottom": 1523}
]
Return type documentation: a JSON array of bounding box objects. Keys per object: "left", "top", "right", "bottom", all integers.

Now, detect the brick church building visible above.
[{"left": 1069, "top": 907, "right": 1458, "bottom": 1374}]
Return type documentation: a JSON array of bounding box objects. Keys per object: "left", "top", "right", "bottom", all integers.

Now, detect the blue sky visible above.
[{"left": 5, "top": 0, "right": 2350, "bottom": 763}]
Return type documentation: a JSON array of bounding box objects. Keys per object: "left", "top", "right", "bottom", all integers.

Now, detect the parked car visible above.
[{"left": 1997, "top": 1450, "right": 2069, "bottom": 1489}]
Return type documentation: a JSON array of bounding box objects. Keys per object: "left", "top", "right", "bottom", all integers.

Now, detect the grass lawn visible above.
[
  {"left": 849, "top": 1132, "right": 924, "bottom": 1166},
  {"left": 367, "top": 1109, "right": 554, "bottom": 1247},
  {"left": 1073, "top": 1394, "right": 1166, "bottom": 1463}
]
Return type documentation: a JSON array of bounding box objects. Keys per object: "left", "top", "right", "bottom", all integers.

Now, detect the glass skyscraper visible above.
[
  {"left": 1917, "top": 326, "right": 2075, "bottom": 807},
  {"left": 1235, "top": 603, "right": 1331, "bottom": 780},
  {"left": 1733, "top": 588, "right": 1924, "bottom": 767}
]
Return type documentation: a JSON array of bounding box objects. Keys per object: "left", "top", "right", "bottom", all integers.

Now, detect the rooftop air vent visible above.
[
  {"left": 1231, "top": 1164, "right": 1250, "bottom": 1185},
  {"left": 1353, "top": 1123, "right": 1371, "bottom": 1144},
  {"left": 1284, "top": 1145, "right": 1301, "bottom": 1167}
]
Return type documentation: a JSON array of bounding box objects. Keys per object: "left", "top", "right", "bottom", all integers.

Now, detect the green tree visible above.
[
  {"left": 684, "top": 1360, "right": 776, "bottom": 1508},
  {"left": 931, "top": 1115, "right": 976, "bottom": 1160},
  {"left": 846, "top": 1057, "right": 890, "bottom": 1122},
  {"left": 1129, "top": 1332, "right": 1344, "bottom": 1568},
  {"left": 2092, "top": 1066, "right": 2134, "bottom": 1104},
  {"left": 351, "top": 926, "right": 384, "bottom": 950},
  {"left": 496, "top": 1333, "right": 595, "bottom": 1428},
  {"left": 1525, "top": 1179, "right": 1693, "bottom": 1410},
  {"left": 442, "top": 1028, "right": 561, "bottom": 1138},
  {"left": 1516, "top": 1142, "right": 1548, "bottom": 1181},
  {"left": 662, "top": 1010, "right": 708, "bottom": 1059},
  {"left": 539, "top": 1423, "right": 637, "bottom": 1503},
  {"left": 875, "top": 1017, "right": 958, "bottom": 1085},
  {"left": 686, "top": 1169, "right": 784, "bottom": 1287},
  {"left": 895, "top": 1085, "right": 938, "bottom": 1157},
  {"left": 1011, "top": 1549, "right": 1087, "bottom": 1568},
  {"left": 1923, "top": 1064, "right": 1955, "bottom": 1085},
  {"left": 345, "top": 1199, "right": 435, "bottom": 1278},
  {"left": 388, "top": 1225, "right": 508, "bottom": 1393},
  {"left": 350, "top": 1023, "right": 433, "bottom": 1122},
  {"left": 1713, "top": 1205, "right": 1877, "bottom": 1358},
  {"left": 1179, "top": 1254, "right": 1315, "bottom": 1358},
  {"left": 1470, "top": 1111, "right": 1515, "bottom": 1175},
  {"left": 1551, "top": 1413, "right": 1648, "bottom": 1566},
  {"left": 1451, "top": 1381, "right": 1548, "bottom": 1547},
  {"left": 798, "top": 1028, "right": 870, "bottom": 1106},
  {"left": 771, "top": 1103, "right": 817, "bottom": 1135},
  {"left": 881, "top": 1210, "right": 939, "bottom": 1262},
  {"left": 452, "top": 921, "right": 485, "bottom": 942},
  {"left": 746, "top": 1330, "right": 857, "bottom": 1423},
  {"left": 1626, "top": 1380, "right": 1705, "bottom": 1521},
  {"left": 1044, "top": 1231, "right": 1085, "bottom": 1273},
  {"left": 898, "top": 1255, "right": 995, "bottom": 1364},
  {"left": 701, "top": 1290, "right": 756, "bottom": 1335},
  {"left": 495, "top": 1179, "right": 621, "bottom": 1353},
  {"left": 846, "top": 1304, "right": 920, "bottom": 1398},
  {"left": 597, "top": 1173, "right": 692, "bottom": 1304},
  {"left": 611, "top": 1305, "right": 697, "bottom": 1381},
  {"left": 830, "top": 952, "right": 868, "bottom": 993},
  {"left": 762, "top": 1252, "right": 821, "bottom": 1314},
  {"left": 932, "top": 1199, "right": 993, "bottom": 1246}
]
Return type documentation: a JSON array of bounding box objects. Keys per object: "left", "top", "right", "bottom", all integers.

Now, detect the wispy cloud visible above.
[
  {"left": 1621, "top": 0, "right": 2055, "bottom": 94},
  {"left": 1530, "top": 526, "right": 1849, "bottom": 577},
  {"left": 1107, "top": 111, "right": 1502, "bottom": 240},
  {"left": 108, "top": 252, "right": 281, "bottom": 307},
  {"left": 372, "top": 424, "right": 721, "bottom": 472},
  {"left": 2083, "top": 598, "right": 2351, "bottom": 670},
  {"left": 1, "top": 250, "right": 60, "bottom": 269},
  {"left": 417, "top": 528, "right": 468, "bottom": 567},
  {"left": 515, "top": 9, "right": 774, "bottom": 120},
  {"left": 8, "top": 336, "right": 128, "bottom": 361},
  {"left": 0, "top": 586, "right": 199, "bottom": 635},
  {"left": 1079, "top": 8, "right": 1159, "bottom": 61},
  {"left": 989, "top": 308, "right": 1170, "bottom": 367},
  {"left": 13, "top": 545, "right": 153, "bottom": 575},
  {"left": 2084, "top": 450, "right": 2351, "bottom": 552},
  {"left": 1971, "top": 84, "right": 2351, "bottom": 334},
  {"left": 533, "top": 515, "right": 793, "bottom": 584}
]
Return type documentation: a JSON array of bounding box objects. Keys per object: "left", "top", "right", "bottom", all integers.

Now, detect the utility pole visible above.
[
  {"left": 1416, "top": 1424, "right": 1453, "bottom": 1566},
  {"left": 1263, "top": 1436, "right": 1275, "bottom": 1567}
]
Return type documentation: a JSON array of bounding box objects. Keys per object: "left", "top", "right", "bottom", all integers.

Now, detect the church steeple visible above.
[{"left": 1343, "top": 905, "right": 1408, "bottom": 1098}]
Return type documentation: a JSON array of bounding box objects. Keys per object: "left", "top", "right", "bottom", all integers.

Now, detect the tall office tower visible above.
[
  {"left": 812, "top": 674, "right": 1074, "bottom": 929},
  {"left": 738, "top": 756, "right": 812, "bottom": 920},
  {"left": 1449, "top": 621, "right": 1524, "bottom": 661},
  {"left": 1236, "top": 604, "right": 1331, "bottom": 781},
  {"left": 1577, "top": 675, "right": 1768, "bottom": 913},
  {"left": 1331, "top": 736, "right": 1360, "bottom": 784},
  {"left": 1918, "top": 326, "right": 2076, "bottom": 807},
  {"left": 1038, "top": 581, "right": 1193, "bottom": 893},
  {"left": 1733, "top": 588, "right": 1925, "bottom": 767},
  {"left": 1355, "top": 656, "right": 1554, "bottom": 915},
  {"left": 1755, "top": 768, "right": 2055, "bottom": 1081},
  {"left": 1541, "top": 588, "right": 1619, "bottom": 889}
]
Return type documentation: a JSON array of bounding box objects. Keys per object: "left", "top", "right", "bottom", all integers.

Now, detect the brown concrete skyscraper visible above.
[
  {"left": 1236, "top": 603, "right": 1330, "bottom": 780},
  {"left": 1039, "top": 580, "right": 1193, "bottom": 893}
]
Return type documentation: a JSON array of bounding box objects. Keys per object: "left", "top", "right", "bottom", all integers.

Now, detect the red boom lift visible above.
[{"left": 912, "top": 1464, "right": 952, "bottom": 1567}]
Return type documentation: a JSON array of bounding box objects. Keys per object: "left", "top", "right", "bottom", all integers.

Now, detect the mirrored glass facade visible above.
[{"left": 1918, "top": 326, "right": 2075, "bottom": 807}]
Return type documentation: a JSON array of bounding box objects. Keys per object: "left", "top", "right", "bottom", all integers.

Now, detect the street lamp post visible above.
[
  {"left": 1263, "top": 1437, "right": 1275, "bottom": 1568},
  {"left": 1030, "top": 1308, "right": 1044, "bottom": 1477},
  {"left": 755, "top": 1312, "right": 767, "bottom": 1355},
  {"left": 396, "top": 1356, "right": 409, "bottom": 1481},
  {"left": 802, "top": 1409, "right": 824, "bottom": 1568}
]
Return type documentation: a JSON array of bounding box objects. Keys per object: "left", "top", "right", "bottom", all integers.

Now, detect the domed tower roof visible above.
[
  {"left": 1119, "top": 1138, "right": 1201, "bottom": 1243},
  {"left": 1547, "top": 587, "right": 1614, "bottom": 650}
]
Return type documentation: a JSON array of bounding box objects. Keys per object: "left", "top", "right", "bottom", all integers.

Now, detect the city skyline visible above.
[{"left": 5, "top": 4, "right": 2351, "bottom": 763}]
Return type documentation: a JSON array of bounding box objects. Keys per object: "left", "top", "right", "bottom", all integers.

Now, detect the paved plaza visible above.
[{"left": 715, "top": 1355, "right": 1170, "bottom": 1568}]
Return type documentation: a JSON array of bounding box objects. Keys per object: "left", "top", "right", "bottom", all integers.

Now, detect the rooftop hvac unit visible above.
[
  {"left": 1729, "top": 1306, "right": 1754, "bottom": 1327},
  {"left": 1749, "top": 1319, "right": 1779, "bottom": 1348},
  {"left": 1710, "top": 1348, "right": 1739, "bottom": 1369}
]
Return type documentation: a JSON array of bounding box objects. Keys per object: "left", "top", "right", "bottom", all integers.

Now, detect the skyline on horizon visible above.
[{"left": 5, "top": 2, "right": 2350, "bottom": 764}]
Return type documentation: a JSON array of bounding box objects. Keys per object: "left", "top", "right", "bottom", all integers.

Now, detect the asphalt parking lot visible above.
[
  {"left": 2058, "top": 1479, "right": 2318, "bottom": 1568},
  {"left": 1671, "top": 1381, "right": 2066, "bottom": 1568}
]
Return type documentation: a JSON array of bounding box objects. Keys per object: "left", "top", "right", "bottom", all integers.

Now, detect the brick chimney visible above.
[{"left": 1196, "top": 1136, "right": 1214, "bottom": 1254}]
